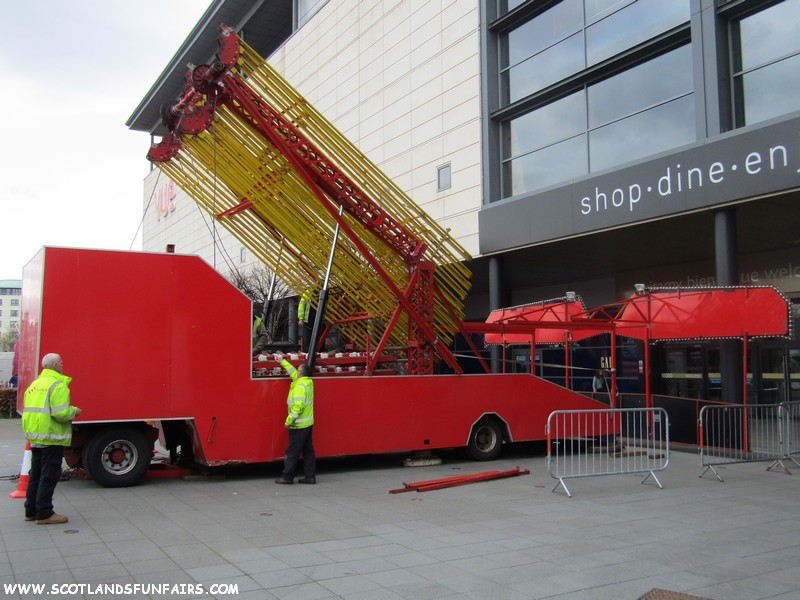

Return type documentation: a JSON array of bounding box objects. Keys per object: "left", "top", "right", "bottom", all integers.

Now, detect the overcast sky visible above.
[{"left": 0, "top": 1, "right": 213, "bottom": 280}]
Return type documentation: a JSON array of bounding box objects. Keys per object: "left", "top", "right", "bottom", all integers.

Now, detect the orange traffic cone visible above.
[{"left": 9, "top": 440, "right": 32, "bottom": 499}]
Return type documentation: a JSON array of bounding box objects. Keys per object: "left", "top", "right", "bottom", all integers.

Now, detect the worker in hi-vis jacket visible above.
[
  {"left": 274, "top": 354, "right": 316, "bottom": 485},
  {"left": 298, "top": 288, "right": 315, "bottom": 352},
  {"left": 22, "top": 353, "right": 82, "bottom": 524}
]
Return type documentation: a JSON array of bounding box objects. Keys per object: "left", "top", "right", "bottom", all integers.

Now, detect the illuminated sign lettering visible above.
[{"left": 155, "top": 180, "right": 176, "bottom": 221}]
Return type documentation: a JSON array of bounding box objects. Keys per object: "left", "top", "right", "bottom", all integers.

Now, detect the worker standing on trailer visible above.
[
  {"left": 22, "top": 353, "right": 82, "bottom": 524},
  {"left": 298, "top": 288, "right": 315, "bottom": 352},
  {"left": 274, "top": 353, "right": 316, "bottom": 485},
  {"left": 297, "top": 287, "right": 319, "bottom": 354},
  {"left": 252, "top": 310, "right": 271, "bottom": 357}
]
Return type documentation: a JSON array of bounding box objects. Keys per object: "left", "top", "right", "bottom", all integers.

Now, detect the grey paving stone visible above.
[
  {"left": 162, "top": 543, "right": 228, "bottom": 569},
  {"left": 316, "top": 573, "right": 384, "bottom": 596},
  {"left": 251, "top": 566, "right": 312, "bottom": 589},
  {"left": 185, "top": 562, "right": 244, "bottom": 582},
  {"left": 107, "top": 538, "right": 170, "bottom": 563},
  {"left": 8, "top": 547, "right": 67, "bottom": 576},
  {"left": 124, "top": 557, "right": 182, "bottom": 575}
]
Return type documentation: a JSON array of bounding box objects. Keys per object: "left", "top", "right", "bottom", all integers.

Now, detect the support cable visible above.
[{"left": 129, "top": 168, "right": 162, "bottom": 250}]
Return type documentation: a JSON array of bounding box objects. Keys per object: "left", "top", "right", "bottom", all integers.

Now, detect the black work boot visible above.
[{"left": 297, "top": 476, "right": 316, "bottom": 484}]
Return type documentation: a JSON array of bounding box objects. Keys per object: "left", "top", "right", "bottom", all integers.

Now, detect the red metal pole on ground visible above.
[{"left": 389, "top": 467, "right": 530, "bottom": 493}]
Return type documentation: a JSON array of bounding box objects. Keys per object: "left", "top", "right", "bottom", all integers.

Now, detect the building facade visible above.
[
  {"left": 129, "top": 0, "right": 800, "bottom": 407},
  {"left": 0, "top": 280, "right": 22, "bottom": 339},
  {"left": 475, "top": 0, "right": 800, "bottom": 406}
]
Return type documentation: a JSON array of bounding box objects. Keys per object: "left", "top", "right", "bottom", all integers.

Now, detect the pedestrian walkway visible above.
[{"left": 1, "top": 418, "right": 798, "bottom": 599}]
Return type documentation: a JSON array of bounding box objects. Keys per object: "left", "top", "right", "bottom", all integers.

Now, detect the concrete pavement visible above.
[{"left": 1, "top": 417, "right": 799, "bottom": 599}]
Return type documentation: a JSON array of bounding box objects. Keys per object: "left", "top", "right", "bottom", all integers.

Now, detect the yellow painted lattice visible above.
[{"left": 156, "top": 36, "right": 472, "bottom": 349}]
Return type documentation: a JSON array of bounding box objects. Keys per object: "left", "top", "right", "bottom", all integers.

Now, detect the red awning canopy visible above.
[
  {"left": 485, "top": 297, "right": 609, "bottom": 344},
  {"left": 609, "top": 287, "right": 791, "bottom": 341},
  {"left": 483, "top": 287, "right": 791, "bottom": 345}
]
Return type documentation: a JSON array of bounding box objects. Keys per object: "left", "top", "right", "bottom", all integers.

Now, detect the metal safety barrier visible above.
[
  {"left": 698, "top": 401, "right": 800, "bottom": 481},
  {"left": 546, "top": 408, "right": 669, "bottom": 497}
]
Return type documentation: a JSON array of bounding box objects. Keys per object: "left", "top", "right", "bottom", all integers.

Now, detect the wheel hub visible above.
[
  {"left": 102, "top": 441, "right": 137, "bottom": 474},
  {"left": 108, "top": 447, "right": 127, "bottom": 465}
]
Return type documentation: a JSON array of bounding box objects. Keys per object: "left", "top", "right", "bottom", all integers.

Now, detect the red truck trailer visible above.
[{"left": 17, "top": 246, "right": 614, "bottom": 487}]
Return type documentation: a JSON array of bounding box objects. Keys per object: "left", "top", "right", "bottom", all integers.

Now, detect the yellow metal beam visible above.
[{"left": 155, "top": 35, "right": 472, "bottom": 350}]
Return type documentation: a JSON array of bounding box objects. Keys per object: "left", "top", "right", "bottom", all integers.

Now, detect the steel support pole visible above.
[
  {"left": 715, "top": 208, "right": 743, "bottom": 404},
  {"left": 489, "top": 256, "right": 505, "bottom": 373},
  {"left": 307, "top": 206, "right": 343, "bottom": 371}
]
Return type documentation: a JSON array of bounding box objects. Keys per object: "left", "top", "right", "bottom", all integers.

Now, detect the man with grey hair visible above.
[
  {"left": 22, "top": 353, "right": 82, "bottom": 524},
  {"left": 274, "top": 354, "right": 316, "bottom": 484}
]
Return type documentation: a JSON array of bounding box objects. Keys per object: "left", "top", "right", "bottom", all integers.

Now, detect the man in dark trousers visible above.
[
  {"left": 274, "top": 353, "right": 316, "bottom": 484},
  {"left": 22, "top": 353, "right": 82, "bottom": 524}
]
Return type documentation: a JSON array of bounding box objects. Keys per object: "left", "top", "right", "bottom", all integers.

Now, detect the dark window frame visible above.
[
  {"left": 487, "top": 0, "right": 691, "bottom": 202},
  {"left": 721, "top": 0, "right": 800, "bottom": 128}
]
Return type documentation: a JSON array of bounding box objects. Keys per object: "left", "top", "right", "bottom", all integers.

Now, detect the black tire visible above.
[
  {"left": 82, "top": 428, "right": 152, "bottom": 488},
  {"left": 466, "top": 417, "right": 504, "bottom": 461}
]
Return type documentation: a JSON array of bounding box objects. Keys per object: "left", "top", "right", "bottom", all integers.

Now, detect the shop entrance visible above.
[
  {"left": 654, "top": 341, "right": 800, "bottom": 404},
  {"left": 757, "top": 344, "right": 800, "bottom": 404}
]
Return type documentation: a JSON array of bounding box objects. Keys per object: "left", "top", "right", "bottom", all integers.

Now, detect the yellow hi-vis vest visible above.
[
  {"left": 252, "top": 316, "right": 263, "bottom": 346},
  {"left": 281, "top": 359, "right": 314, "bottom": 429},
  {"left": 22, "top": 368, "right": 77, "bottom": 446},
  {"left": 298, "top": 289, "right": 312, "bottom": 322}
]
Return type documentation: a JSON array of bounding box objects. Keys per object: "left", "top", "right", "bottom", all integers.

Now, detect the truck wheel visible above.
[
  {"left": 466, "top": 417, "right": 504, "bottom": 461},
  {"left": 83, "top": 428, "right": 151, "bottom": 488}
]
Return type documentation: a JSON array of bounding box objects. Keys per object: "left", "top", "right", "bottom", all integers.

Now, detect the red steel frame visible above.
[{"left": 149, "top": 25, "right": 457, "bottom": 375}]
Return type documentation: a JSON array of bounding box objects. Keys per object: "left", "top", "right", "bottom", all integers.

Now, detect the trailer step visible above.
[
  {"left": 402, "top": 452, "right": 443, "bottom": 467},
  {"left": 143, "top": 463, "right": 192, "bottom": 480}
]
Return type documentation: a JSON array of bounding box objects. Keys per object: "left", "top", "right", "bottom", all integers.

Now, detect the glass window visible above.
[
  {"left": 736, "top": 55, "right": 800, "bottom": 125},
  {"left": 585, "top": 0, "right": 633, "bottom": 23},
  {"left": 297, "top": 0, "right": 326, "bottom": 28},
  {"left": 734, "top": 0, "right": 800, "bottom": 71},
  {"left": 502, "top": 91, "right": 588, "bottom": 196},
  {"left": 500, "top": 0, "right": 583, "bottom": 104},
  {"left": 503, "top": 33, "right": 585, "bottom": 104},
  {"left": 503, "top": 135, "right": 588, "bottom": 197},
  {"left": 503, "top": 91, "right": 586, "bottom": 158},
  {"left": 586, "top": 0, "right": 689, "bottom": 65},
  {"left": 732, "top": 0, "right": 800, "bottom": 127},
  {"left": 502, "top": 0, "right": 583, "bottom": 67},
  {"left": 437, "top": 164, "right": 452, "bottom": 191},
  {"left": 588, "top": 45, "right": 693, "bottom": 128},
  {"left": 10, "top": 299, "right": 19, "bottom": 306},
  {"left": 501, "top": 45, "right": 694, "bottom": 196},
  {"left": 590, "top": 95, "right": 695, "bottom": 172},
  {"left": 498, "top": 0, "right": 526, "bottom": 16},
  {"left": 587, "top": 45, "right": 695, "bottom": 171},
  {"left": 10, "top": 310, "right": 18, "bottom": 318}
]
